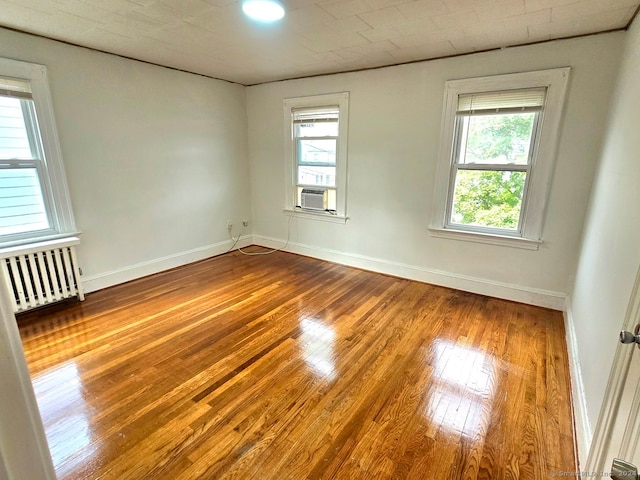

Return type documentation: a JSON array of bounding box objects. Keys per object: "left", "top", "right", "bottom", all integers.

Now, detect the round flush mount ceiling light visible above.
[{"left": 242, "top": 0, "right": 285, "bottom": 22}]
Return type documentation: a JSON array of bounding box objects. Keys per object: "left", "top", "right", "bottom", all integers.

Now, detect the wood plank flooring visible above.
[{"left": 18, "top": 248, "right": 577, "bottom": 479}]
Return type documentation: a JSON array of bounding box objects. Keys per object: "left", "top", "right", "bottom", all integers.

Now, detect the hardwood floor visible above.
[{"left": 18, "top": 248, "right": 577, "bottom": 479}]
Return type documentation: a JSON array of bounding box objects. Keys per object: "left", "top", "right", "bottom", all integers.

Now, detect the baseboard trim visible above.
[
  {"left": 252, "top": 235, "right": 566, "bottom": 310},
  {"left": 82, "top": 236, "right": 253, "bottom": 293},
  {"left": 564, "top": 295, "right": 592, "bottom": 468}
]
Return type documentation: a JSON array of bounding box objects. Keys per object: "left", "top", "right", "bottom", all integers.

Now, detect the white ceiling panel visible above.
[{"left": 0, "top": 0, "right": 637, "bottom": 85}]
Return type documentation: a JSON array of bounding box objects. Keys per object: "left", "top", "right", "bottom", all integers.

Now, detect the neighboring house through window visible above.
[
  {"left": 284, "top": 92, "right": 349, "bottom": 223},
  {"left": 430, "top": 68, "right": 570, "bottom": 249},
  {"left": 0, "top": 57, "right": 76, "bottom": 247}
]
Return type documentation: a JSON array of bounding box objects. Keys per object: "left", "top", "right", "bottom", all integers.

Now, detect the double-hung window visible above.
[
  {"left": 431, "top": 68, "right": 570, "bottom": 249},
  {"left": 0, "top": 58, "right": 76, "bottom": 246},
  {"left": 0, "top": 78, "right": 51, "bottom": 237},
  {"left": 284, "top": 92, "right": 349, "bottom": 223},
  {"left": 294, "top": 107, "right": 338, "bottom": 211}
]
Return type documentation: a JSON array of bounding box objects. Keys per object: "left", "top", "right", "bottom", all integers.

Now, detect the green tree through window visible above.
[{"left": 452, "top": 170, "right": 526, "bottom": 229}]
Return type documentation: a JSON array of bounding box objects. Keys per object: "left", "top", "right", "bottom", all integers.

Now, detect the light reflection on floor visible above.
[
  {"left": 300, "top": 317, "right": 337, "bottom": 380},
  {"left": 424, "top": 340, "right": 497, "bottom": 439},
  {"left": 31, "top": 361, "right": 96, "bottom": 473}
]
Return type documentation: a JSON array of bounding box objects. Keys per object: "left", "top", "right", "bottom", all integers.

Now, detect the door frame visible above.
[
  {"left": 586, "top": 266, "right": 640, "bottom": 472},
  {"left": 0, "top": 275, "right": 56, "bottom": 479}
]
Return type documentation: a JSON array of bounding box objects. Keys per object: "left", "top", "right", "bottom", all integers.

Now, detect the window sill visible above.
[
  {"left": 428, "top": 227, "right": 542, "bottom": 250},
  {"left": 283, "top": 209, "right": 348, "bottom": 224},
  {"left": 0, "top": 234, "right": 81, "bottom": 257},
  {"left": 0, "top": 234, "right": 80, "bottom": 258}
]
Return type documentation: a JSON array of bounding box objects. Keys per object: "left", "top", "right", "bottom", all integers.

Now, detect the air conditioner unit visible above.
[{"left": 300, "top": 188, "right": 328, "bottom": 211}]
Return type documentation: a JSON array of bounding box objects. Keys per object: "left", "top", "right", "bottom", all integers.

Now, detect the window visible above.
[
  {"left": 430, "top": 68, "right": 570, "bottom": 249},
  {"left": 0, "top": 58, "right": 76, "bottom": 246},
  {"left": 284, "top": 92, "right": 349, "bottom": 222},
  {"left": 294, "top": 107, "right": 338, "bottom": 210}
]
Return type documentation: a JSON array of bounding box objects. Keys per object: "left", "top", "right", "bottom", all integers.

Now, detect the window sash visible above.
[
  {"left": 452, "top": 112, "right": 541, "bottom": 167},
  {"left": 0, "top": 161, "right": 54, "bottom": 238},
  {"left": 297, "top": 162, "right": 337, "bottom": 168},
  {"left": 452, "top": 163, "right": 529, "bottom": 172},
  {"left": 0, "top": 97, "right": 43, "bottom": 161},
  {"left": 296, "top": 137, "right": 338, "bottom": 168},
  {"left": 0, "top": 93, "right": 55, "bottom": 241},
  {"left": 445, "top": 109, "right": 541, "bottom": 235},
  {"left": 297, "top": 179, "right": 337, "bottom": 188},
  {"left": 20, "top": 99, "right": 43, "bottom": 161},
  {"left": 297, "top": 182, "right": 337, "bottom": 188},
  {"left": 445, "top": 165, "right": 531, "bottom": 234},
  {"left": 294, "top": 111, "right": 340, "bottom": 202},
  {"left": 296, "top": 162, "right": 337, "bottom": 188}
]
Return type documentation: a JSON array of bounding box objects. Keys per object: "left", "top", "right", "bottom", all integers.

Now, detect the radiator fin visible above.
[{"left": 0, "top": 242, "right": 84, "bottom": 313}]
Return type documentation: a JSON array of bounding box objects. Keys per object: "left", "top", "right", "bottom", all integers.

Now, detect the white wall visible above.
[
  {"left": 0, "top": 452, "right": 7, "bottom": 480},
  {"left": 569, "top": 15, "right": 640, "bottom": 454},
  {"left": 246, "top": 33, "right": 624, "bottom": 309},
  {"left": 0, "top": 28, "right": 252, "bottom": 291}
]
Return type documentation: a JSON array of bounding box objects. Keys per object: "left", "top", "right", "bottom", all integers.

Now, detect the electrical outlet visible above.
[
  {"left": 227, "top": 221, "right": 233, "bottom": 232},
  {"left": 242, "top": 220, "right": 249, "bottom": 227}
]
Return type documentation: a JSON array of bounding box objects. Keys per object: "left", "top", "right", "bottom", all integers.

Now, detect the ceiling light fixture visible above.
[{"left": 242, "top": 0, "right": 285, "bottom": 22}]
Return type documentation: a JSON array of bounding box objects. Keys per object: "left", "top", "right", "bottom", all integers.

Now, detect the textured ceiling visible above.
[{"left": 1, "top": 0, "right": 638, "bottom": 85}]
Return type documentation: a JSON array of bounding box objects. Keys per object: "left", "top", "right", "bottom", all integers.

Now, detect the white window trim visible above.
[
  {"left": 282, "top": 208, "right": 348, "bottom": 224},
  {"left": 429, "top": 68, "right": 570, "bottom": 249},
  {"left": 0, "top": 57, "right": 77, "bottom": 247},
  {"left": 283, "top": 92, "right": 349, "bottom": 222}
]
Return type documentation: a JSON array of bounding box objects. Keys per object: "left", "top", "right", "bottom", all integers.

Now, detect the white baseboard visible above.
[
  {"left": 564, "top": 295, "right": 593, "bottom": 468},
  {"left": 81, "top": 236, "right": 252, "bottom": 293},
  {"left": 252, "top": 235, "right": 566, "bottom": 310}
]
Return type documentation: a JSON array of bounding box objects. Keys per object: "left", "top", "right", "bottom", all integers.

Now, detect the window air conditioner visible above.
[{"left": 300, "top": 188, "right": 328, "bottom": 211}]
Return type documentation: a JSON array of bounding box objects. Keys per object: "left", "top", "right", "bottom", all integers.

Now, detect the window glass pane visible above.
[
  {"left": 458, "top": 112, "right": 535, "bottom": 165},
  {"left": 450, "top": 170, "right": 526, "bottom": 230},
  {"left": 0, "top": 167, "right": 49, "bottom": 235},
  {"left": 298, "top": 139, "right": 336, "bottom": 165},
  {"left": 298, "top": 165, "right": 336, "bottom": 187},
  {"left": 0, "top": 96, "right": 34, "bottom": 160},
  {"left": 295, "top": 120, "right": 338, "bottom": 137}
]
